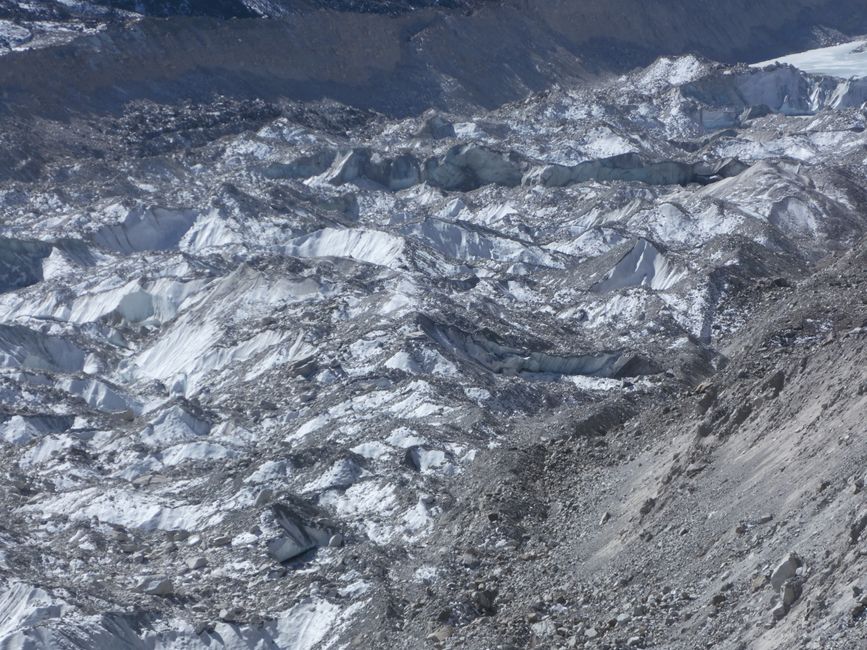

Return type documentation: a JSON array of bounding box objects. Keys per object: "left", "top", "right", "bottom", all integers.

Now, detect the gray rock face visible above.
[
  {"left": 325, "top": 150, "right": 370, "bottom": 186},
  {"left": 850, "top": 509, "right": 867, "bottom": 543},
  {"left": 770, "top": 553, "right": 803, "bottom": 590},
  {"left": 781, "top": 579, "right": 802, "bottom": 608},
  {"left": 365, "top": 153, "right": 422, "bottom": 191},
  {"left": 771, "top": 602, "right": 787, "bottom": 620}
]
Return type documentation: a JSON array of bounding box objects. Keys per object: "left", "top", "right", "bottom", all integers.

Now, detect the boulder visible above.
[
  {"left": 209, "top": 535, "right": 231, "bottom": 547},
  {"left": 782, "top": 579, "right": 802, "bottom": 608},
  {"left": 414, "top": 112, "right": 455, "bottom": 140},
  {"left": 135, "top": 576, "right": 173, "bottom": 597},
  {"left": 254, "top": 488, "right": 273, "bottom": 507},
  {"left": 770, "top": 552, "right": 803, "bottom": 590},
  {"left": 219, "top": 606, "right": 244, "bottom": 622},
  {"left": 740, "top": 104, "right": 773, "bottom": 121},
  {"left": 530, "top": 619, "right": 556, "bottom": 638},
  {"left": 267, "top": 503, "right": 330, "bottom": 562},
  {"left": 426, "top": 625, "right": 453, "bottom": 643},
  {"left": 762, "top": 369, "right": 786, "bottom": 397},
  {"left": 850, "top": 509, "right": 867, "bottom": 543},
  {"left": 771, "top": 602, "right": 787, "bottom": 620},
  {"left": 187, "top": 556, "right": 208, "bottom": 570},
  {"left": 639, "top": 497, "right": 656, "bottom": 516},
  {"left": 473, "top": 588, "right": 498, "bottom": 614}
]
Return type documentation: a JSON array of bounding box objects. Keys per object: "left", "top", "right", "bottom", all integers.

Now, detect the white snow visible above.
[
  {"left": 159, "top": 441, "right": 235, "bottom": 466},
  {"left": 0, "top": 415, "right": 70, "bottom": 446},
  {"left": 319, "top": 481, "right": 399, "bottom": 543},
  {"left": 272, "top": 598, "right": 353, "bottom": 650},
  {"left": 0, "top": 582, "right": 67, "bottom": 645},
  {"left": 546, "top": 227, "right": 626, "bottom": 258},
  {"left": 1, "top": 416, "right": 41, "bottom": 445},
  {"left": 0, "top": 326, "right": 85, "bottom": 373},
  {"left": 384, "top": 347, "right": 458, "bottom": 376},
  {"left": 285, "top": 228, "right": 406, "bottom": 268},
  {"left": 60, "top": 378, "right": 141, "bottom": 414},
  {"left": 303, "top": 458, "right": 362, "bottom": 492},
  {"left": 568, "top": 375, "right": 627, "bottom": 391},
  {"left": 350, "top": 441, "right": 391, "bottom": 459},
  {"left": 92, "top": 207, "right": 199, "bottom": 254},
  {"left": 245, "top": 460, "right": 291, "bottom": 484},
  {"left": 755, "top": 39, "right": 867, "bottom": 79},
  {"left": 405, "top": 218, "right": 561, "bottom": 267},
  {"left": 593, "top": 239, "right": 687, "bottom": 292},
  {"left": 634, "top": 55, "right": 710, "bottom": 91},
  {"left": 19, "top": 486, "right": 225, "bottom": 532},
  {"left": 138, "top": 406, "right": 210, "bottom": 448},
  {"left": 386, "top": 427, "right": 428, "bottom": 448}
]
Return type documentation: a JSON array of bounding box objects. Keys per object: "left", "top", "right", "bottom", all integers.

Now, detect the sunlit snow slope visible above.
[{"left": 755, "top": 39, "right": 867, "bottom": 78}]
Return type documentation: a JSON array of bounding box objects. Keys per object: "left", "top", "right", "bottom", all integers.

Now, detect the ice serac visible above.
[
  {"left": 0, "top": 324, "right": 86, "bottom": 372},
  {"left": 267, "top": 503, "right": 331, "bottom": 562},
  {"left": 92, "top": 207, "right": 199, "bottom": 254},
  {"left": 303, "top": 146, "right": 747, "bottom": 192},
  {"left": 419, "top": 316, "right": 660, "bottom": 379},
  {"left": 592, "top": 239, "right": 687, "bottom": 293},
  {"left": 524, "top": 153, "right": 748, "bottom": 188},
  {"left": 403, "top": 217, "right": 562, "bottom": 267},
  {"left": 0, "top": 238, "right": 52, "bottom": 293},
  {"left": 0, "top": 415, "right": 73, "bottom": 445},
  {"left": 683, "top": 64, "right": 867, "bottom": 125},
  {"left": 325, "top": 149, "right": 421, "bottom": 190},
  {"left": 425, "top": 145, "right": 528, "bottom": 191},
  {"left": 0, "top": 582, "right": 66, "bottom": 646},
  {"left": 285, "top": 227, "right": 406, "bottom": 267}
]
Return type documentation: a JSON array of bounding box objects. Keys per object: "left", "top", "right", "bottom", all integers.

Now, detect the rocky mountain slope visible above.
[
  {"left": 1, "top": 5, "right": 867, "bottom": 650},
  {"left": 1, "top": 0, "right": 866, "bottom": 117}
]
